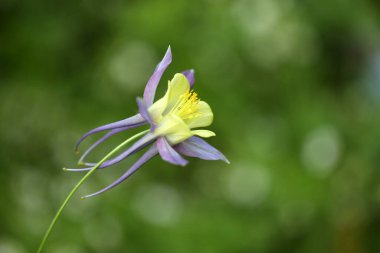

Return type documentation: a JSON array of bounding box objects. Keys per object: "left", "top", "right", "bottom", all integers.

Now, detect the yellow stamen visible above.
[{"left": 173, "top": 90, "right": 200, "bottom": 120}]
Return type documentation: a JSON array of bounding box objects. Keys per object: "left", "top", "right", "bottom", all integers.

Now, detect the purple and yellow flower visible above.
[{"left": 69, "top": 46, "right": 229, "bottom": 197}]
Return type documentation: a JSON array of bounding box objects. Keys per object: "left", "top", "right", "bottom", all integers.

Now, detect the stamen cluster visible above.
[{"left": 175, "top": 91, "right": 199, "bottom": 120}]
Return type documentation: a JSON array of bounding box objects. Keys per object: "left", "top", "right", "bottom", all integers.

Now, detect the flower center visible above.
[{"left": 172, "top": 90, "right": 199, "bottom": 120}]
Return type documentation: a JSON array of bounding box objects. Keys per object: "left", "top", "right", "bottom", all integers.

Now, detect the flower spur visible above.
[
  {"left": 68, "top": 46, "right": 229, "bottom": 198},
  {"left": 37, "top": 46, "right": 228, "bottom": 253}
]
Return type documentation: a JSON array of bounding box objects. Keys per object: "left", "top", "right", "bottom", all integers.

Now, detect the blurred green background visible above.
[{"left": 1, "top": 0, "right": 380, "bottom": 252}]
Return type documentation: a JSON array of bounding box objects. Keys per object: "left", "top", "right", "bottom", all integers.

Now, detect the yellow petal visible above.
[
  {"left": 148, "top": 73, "right": 190, "bottom": 123},
  {"left": 148, "top": 96, "right": 166, "bottom": 123},
  {"left": 186, "top": 101, "right": 214, "bottom": 128},
  {"left": 163, "top": 73, "right": 190, "bottom": 114},
  {"left": 191, "top": 130, "right": 216, "bottom": 138},
  {"left": 154, "top": 113, "right": 193, "bottom": 144}
]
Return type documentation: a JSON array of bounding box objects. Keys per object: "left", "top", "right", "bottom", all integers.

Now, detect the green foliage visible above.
[{"left": 1, "top": 0, "right": 380, "bottom": 252}]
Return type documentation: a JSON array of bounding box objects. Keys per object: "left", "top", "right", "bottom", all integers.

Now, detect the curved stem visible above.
[{"left": 37, "top": 130, "right": 150, "bottom": 253}]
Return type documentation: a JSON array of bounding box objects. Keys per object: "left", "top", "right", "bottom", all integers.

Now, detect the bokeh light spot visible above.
[
  {"left": 302, "top": 125, "right": 342, "bottom": 178},
  {"left": 132, "top": 184, "right": 182, "bottom": 226},
  {"left": 223, "top": 165, "right": 271, "bottom": 207}
]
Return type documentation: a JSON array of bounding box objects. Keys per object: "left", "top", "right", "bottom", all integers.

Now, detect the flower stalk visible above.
[{"left": 37, "top": 130, "right": 149, "bottom": 253}]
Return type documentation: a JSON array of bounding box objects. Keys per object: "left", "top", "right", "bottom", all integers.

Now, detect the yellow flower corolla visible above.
[{"left": 148, "top": 73, "right": 215, "bottom": 144}]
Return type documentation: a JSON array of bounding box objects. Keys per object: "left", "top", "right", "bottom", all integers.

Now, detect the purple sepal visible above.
[
  {"left": 182, "top": 69, "right": 195, "bottom": 88},
  {"left": 136, "top": 97, "right": 155, "bottom": 131},
  {"left": 67, "top": 133, "right": 156, "bottom": 171},
  {"left": 75, "top": 114, "right": 146, "bottom": 151},
  {"left": 78, "top": 124, "right": 145, "bottom": 164},
  {"left": 175, "top": 137, "right": 229, "bottom": 163},
  {"left": 83, "top": 144, "right": 159, "bottom": 198},
  {"left": 157, "top": 137, "right": 188, "bottom": 166},
  {"left": 143, "top": 46, "right": 172, "bottom": 107}
]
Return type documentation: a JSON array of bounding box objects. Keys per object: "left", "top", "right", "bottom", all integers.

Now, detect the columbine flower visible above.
[
  {"left": 37, "top": 46, "right": 229, "bottom": 253},
  {"left": 70, "top": 46, "right": 229, "bottom": 197}
]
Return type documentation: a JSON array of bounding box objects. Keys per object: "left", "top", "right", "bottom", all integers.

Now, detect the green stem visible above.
[{"left": 37, "top": 129, "right": 149, "bottom": 253}]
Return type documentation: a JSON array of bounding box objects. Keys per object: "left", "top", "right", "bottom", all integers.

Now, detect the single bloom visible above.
[{"left": 69, "top": 46, "right": 229, "bottom": 197}]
